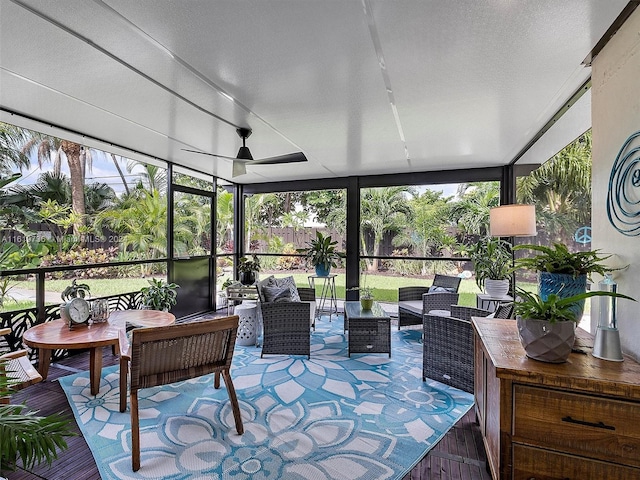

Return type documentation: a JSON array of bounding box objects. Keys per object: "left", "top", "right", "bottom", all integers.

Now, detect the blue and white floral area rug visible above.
[{"left": 60, "top": 316, "right": 473, "bottom": 480}]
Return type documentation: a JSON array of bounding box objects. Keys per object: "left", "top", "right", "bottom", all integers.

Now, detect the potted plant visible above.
[
  {"left": 237, "top": 254, "right": 260, "bottom": 285},
  {"left": 514, "top": 242, "right": 613, "bottom": 320},
  {"left": 217, "top": 278, "right": 234, "bottom": 308},
  {"left": 0, "top": 366, "right": 75, "bottom": 474},
  {"left": 468, "top": 237, "right": 512, "bottom": 298},
  {"left": 140, "top": 279, "right": 179, "bottom": 311},
  {"left": 514, "top": 288, "right": 634, "bottom": 363},
  {"left": 359, "top": 286, "right": 375, "bottom": 310},
  {"left": 297, "top": 231, "right": 344, "bottom": 277},
  {"left": 61, "top": 279, "right": 91, "bottom": 301},
  {"left": 60, "top": 280, "right": 92, "bottom": 326}
]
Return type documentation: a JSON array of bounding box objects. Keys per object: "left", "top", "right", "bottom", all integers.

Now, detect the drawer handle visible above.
[{"left": 561, "top": 416, "right": 615, "bottom": 430}]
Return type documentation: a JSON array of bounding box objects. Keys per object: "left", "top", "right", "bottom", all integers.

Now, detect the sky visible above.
[{"left": 15, "top": 149, "right": 149, "bottom": 195}]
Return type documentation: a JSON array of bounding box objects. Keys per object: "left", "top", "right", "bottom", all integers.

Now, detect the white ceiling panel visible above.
[{"left": 0, "top": 0, "right": 633, "bottom": 183}]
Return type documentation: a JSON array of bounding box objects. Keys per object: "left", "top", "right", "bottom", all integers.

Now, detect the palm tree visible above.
[
  {"left": 16, "top": 131, "right": 89, "bottom": 241},
  {"left": 173, "top": 192, "right": 211, "bottom": 255},
  {"left": 96, "top": 188, "right": 168, "bottom": 265},
  {"left": 517, "top": 131, "right": 592, "bottom": 246},
  {"left": 84, "top": 181, "right": 115, "bottom": 214},
  {"left": 360, "top": 186, "right": 415, "bottom": 271},
  {"left": 126, "top": 161, "right": 167, "bottom": 194},
  {"left": 450, "top": 182, "right": 500, "bottom": 237},
  {"left": 0, "top": 122, "right": 30, "bottom": 175},
  {"left": 394, "top": 190, "right": 453, "bottom": 275},
  {"left": 244, "top": 193, "right": 280, "bottom": 251},
  {"left": 216, "top": 187, "right": 234, "bottom": 253},
  {"left": 0, "top": 363, "right": 74, "bottom": 473},
  {"left": 110, "top": 153, "right": 130, "bottom": 195}
]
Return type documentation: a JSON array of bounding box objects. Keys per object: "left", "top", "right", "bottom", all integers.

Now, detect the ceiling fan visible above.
[{"left": 182, "top": 128, "right": 307, "bottom": 177}]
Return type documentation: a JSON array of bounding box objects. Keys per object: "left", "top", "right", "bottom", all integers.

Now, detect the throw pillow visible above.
[
  {"left": 428, "top": 286, "right": 454, "bottom": 293},
  {"left": 262, "top": 285, "right": 293, "bottom": 303},
  {"left": 272, "top": 276, "right": 301, "bottom": 302},
  {"left": 256, "top": 275, "right": 275, "bottom": 302}
]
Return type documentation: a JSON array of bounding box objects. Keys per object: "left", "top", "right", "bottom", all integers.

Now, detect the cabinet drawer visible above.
[
  {"left": 513, "top": 385, "right": 640, "bottom": 468},
  {"left": 512, "top": 444, "right": 640, "bottom": 480}
]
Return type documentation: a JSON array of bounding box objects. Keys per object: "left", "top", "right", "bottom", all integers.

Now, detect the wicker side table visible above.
[{"left": 344, "top": 301, "right": 391, "bottom": 357}]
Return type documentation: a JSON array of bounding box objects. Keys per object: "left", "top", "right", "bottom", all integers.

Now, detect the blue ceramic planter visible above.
[
  {"left": 315, "top": 264, "right": 331, "bottom": 277},
  {"left": 538, "top": 272, "right": 587, "bottom": 321}
]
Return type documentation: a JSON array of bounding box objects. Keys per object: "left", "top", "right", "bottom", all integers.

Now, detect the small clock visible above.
[{"left": 62, "top": 297, "right": 91, "bottom": 328}]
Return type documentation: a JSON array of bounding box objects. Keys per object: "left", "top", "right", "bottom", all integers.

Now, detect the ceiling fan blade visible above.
[
  {"left": 181, "top": 148, "right": 237, "bottom": 161},
  {"left": 248, "top": 152, "right": 308, "bottom": 165}
]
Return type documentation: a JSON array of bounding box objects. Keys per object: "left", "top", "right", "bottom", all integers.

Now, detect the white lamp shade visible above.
[{"left": 490, "top": 204, "right": 537, "bottom": 237}]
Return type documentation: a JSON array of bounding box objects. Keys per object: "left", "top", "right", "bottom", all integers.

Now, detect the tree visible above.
[
  {"left": 110, "top": 153, "right": 130, "bottom": 196},
  {"left": 281, "top": 210, "right": 308, "bottom": 245},
  {"left": 173, "top": 192, "right": 211, "bottom": 256},
  {"left": 216, "top": 187, "right": 234, "bottom": 253},
  {"left": 450, "top": 182, "right": 500, "bottom": 237},
  {"left": 394, "top": 190, "right": 453, "bottom": 275},
  {"left": 517, "top": 131, "right": 592, "bottom": 246},
  {"left": 126, "top": 161, "right": 167, "bottom": 194},
  {"left": 0, "top": 122, "right": 30, "bottom": 175},
  {"left": 16, "top": 130, "right": 89, "bottom": 241},
  {"left": 96, "top": 188, "right": 167, "bottom": 264},
  {"left": 360, "top": 186, "right": 415, "bottom": 271},
  {"left": 301, "top": 190, "right": 345, "bottom": 230}
]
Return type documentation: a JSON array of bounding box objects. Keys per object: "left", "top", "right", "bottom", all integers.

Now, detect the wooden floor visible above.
[{"left": 8, "top": 345, "right": 491, "bottom": 480}]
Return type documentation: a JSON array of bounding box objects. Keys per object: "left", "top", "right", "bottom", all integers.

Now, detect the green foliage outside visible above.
[{"left": 1, "top": 122, "right": 593, "bottom": 315}]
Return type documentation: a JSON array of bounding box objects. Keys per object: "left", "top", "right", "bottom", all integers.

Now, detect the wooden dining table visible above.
[{"left": 23, "top": 309, "right": 175, "bottom": 395}]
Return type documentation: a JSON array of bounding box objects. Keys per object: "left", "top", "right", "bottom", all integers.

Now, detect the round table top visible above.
[
  {"left": 108, "top": 309, "right": 176, "bottom": 329},
  {"left": 23, "top": 309, "right": 175, "bottom": 350}
]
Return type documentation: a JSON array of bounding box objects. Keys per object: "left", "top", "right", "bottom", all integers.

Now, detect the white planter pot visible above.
[
  {"left": 516, "top": 317, "right": 576, "bottom": 363},
  {"left": 484, "top": 279, "right": 510, "bottom": 298}
]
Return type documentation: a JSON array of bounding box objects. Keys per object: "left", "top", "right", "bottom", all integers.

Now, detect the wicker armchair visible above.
[
  {"left": 397, "top": 274, "right": 462, "bottom": 329},
  {"left": 118, "top": 316, "right": 243, "bottom": 471},
  {"left": 493, "top": 302, "right": 514, "bottom": 319},
  {"left": 422, "top": 313, "right": 474, "bottom": 393},
  {"left": 450, "top": 305, "right": 492, "bottom": 321},
  {"left": 0, "top": 327, "right": 42, "bottom": 404},
  {"left": 260, "top": 301, "right": 311, "bottom": 358}
]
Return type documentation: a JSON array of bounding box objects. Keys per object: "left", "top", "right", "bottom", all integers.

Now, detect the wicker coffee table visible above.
[{"left": 344, "top": 301, "right": 391, "bottom": 357}]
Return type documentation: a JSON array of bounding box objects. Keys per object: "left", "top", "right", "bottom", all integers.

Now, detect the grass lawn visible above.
[
  {"left": 2, "top": 278, "right": 153, "bottom": 312},
  {"left": 3, "top": 273, "right": 536, "bottom": 313},
  {"left": 267, "top": 272, "right": 486, "bottom": 307}
]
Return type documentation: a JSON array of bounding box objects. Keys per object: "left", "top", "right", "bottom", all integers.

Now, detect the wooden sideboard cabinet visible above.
[{"left": 473, "top": 317, "right": 640, "bottom": 480}]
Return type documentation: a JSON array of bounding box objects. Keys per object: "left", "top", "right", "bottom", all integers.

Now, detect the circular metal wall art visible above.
[{"left": 607, "top": 130, "right": 640, "bottom": 236}]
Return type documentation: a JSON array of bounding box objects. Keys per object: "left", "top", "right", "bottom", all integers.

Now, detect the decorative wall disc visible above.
[{"left": 607, "top": 130, "right": 640, "bottom": 236}]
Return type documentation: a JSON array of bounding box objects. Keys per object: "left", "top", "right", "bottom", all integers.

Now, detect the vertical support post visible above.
[
  {"left": 345, "top": 177, "right": 360, "bottom": 301},
  {"left": 212, "top": 177, "right": 218, "bottom": 310},
  {"left": 234, "top": 184, "right": 245, "bottom": 281},
  {"left": 36, "top": 271, "right": 46, "bottom": 323},
  {"left": 167, "top": 163, "right": 175, "bottom": 284},
  {"left": 501, "top": 165, "right": 517, "bottom": 298},
  {"left": 500, "top": 164, "right": 516, "bottom": 205}
]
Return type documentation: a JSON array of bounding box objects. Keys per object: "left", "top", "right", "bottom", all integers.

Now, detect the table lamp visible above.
[
  {"left": 592, "top": 273, "right": 624, "bottom": 361},
  {"left": 489, "top": 204, "right": 538, "bottom": 298},
  {"left": 489, "top": 204, "right": 537, "bottom": 237}
]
